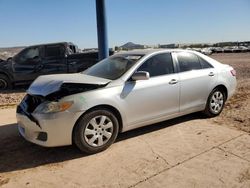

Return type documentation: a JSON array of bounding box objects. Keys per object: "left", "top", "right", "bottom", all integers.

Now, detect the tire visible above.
[
  {"left": 73, "top": 108, "right": 119, "bottom": 154},
  {"left": 203, "top": 88, "right": 226, "bottom": 117},
  {"left": 0, "top": 74, "right": 12, "bottom": 90}
]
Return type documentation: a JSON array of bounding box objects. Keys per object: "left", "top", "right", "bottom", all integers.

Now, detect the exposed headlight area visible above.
[
  {"left": 18, "top": 94, "right": 74, "bottom": 114},
  {"left": 17, "top": 95, "right": 77, "bottom": 145},
  {"left": 34, "top": 101, "right": 74, "bottom": 114},
  {"left": 18, "top": 94, "right": 44, "bottom": 113}
]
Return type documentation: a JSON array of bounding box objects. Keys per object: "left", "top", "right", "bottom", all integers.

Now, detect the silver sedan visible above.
[{"left": 16, "top": 49, "right": 237, "bottom": 153}]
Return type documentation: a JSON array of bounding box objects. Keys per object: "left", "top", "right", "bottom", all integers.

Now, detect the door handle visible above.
[
  {"left": 169, "top": 79, "right": 178, "bottom": 85},
  {"left": 69, "top": 61, "right": 77, "bottom": 66},
  {"left": 208, "top": 72, "right": 215, "bottom": 77}
]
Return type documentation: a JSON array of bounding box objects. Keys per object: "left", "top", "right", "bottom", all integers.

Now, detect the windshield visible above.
[{"left": 83, "top": 54, "right": 144, "bottom": 80}]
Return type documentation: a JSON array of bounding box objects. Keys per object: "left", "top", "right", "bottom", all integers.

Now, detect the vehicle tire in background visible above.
[
  {"left": 73, "top": 108, "right": 119, "bottom": 154},
  {"left": 203, "top": 88, "right": 226, "bottom": 117},
  {"left": 0, "top": 74, "right": 12, "bottom": 90}
]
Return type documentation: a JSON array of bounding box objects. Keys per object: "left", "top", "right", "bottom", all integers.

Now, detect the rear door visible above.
[
  {"left": 174, "top": 52, "right": 217, "bottom": 112},
  {"left": 67, "top": 52, "right": 99, "bottom": 73},
  {"left": 40, "top": 44, "right": 68, "bottom": 75}
]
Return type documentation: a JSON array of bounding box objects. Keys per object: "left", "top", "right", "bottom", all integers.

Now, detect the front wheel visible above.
[
  {"left": 73, "top": 109, "right": 119, "bottom": 154},
  {"left": 203, "top": 88, "right": 226, "bottom": 117}
]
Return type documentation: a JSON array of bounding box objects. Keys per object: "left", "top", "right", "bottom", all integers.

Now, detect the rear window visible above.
[
  {"left": 177, "top": 52, "right": 201, "bottom": 72},
  {"left": 45, "top": 45, "right": 62, "bottom": 57},
  {"left": 199, "top": 57, "right": 213, "bottom": 69},
  {"left": 69, "top": 45, "right": 77, "bottom": 54}
]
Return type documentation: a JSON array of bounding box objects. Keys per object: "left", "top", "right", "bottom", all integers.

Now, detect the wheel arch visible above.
[
  {"left": 0, "top": 71, "right": 11, "bottom": 80},
  {"left": 213, "top": 84, "right": 228, "bottom": 100},
  {"left": 72, "top": 104, "right": 123, "bottom": 143},
  {"left": 0, "top": 72, "right": 13, "bottom": 89}
]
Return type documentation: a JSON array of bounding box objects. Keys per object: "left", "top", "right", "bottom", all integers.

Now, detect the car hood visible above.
[{"left": 27, "top": 73, "right": 111, "bottom": 97}]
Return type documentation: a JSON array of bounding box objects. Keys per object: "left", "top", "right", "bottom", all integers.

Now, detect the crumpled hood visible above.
[{"left": 27, "top": 73, "right": 110, "bottom": 97}]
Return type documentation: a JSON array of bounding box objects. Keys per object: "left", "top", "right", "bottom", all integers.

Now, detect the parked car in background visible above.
[
  {"left": 211, "top": 47, "right": 224, "bottom": 53},
  {"left": 201, "top": 48, "right": 213, "bottom": 55},
  {"left": 191, "top": 48, "right": 202, "bottom": 53},
  {"left": 17, "top": 49, "right": 237, "bottom": 154},
  {"left": 238, "top": 46, "right": 249, "bottom": 52},
  {"left": 0, "top": 42, "right": 113, "bottom": 90},
  {"left": 223, "top": 46, "right": 235, "bottom": 53}
]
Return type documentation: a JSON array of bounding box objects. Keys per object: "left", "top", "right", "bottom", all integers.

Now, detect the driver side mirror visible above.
[{"left": 132, "top": 71, "right": 150, "bottom": 81}]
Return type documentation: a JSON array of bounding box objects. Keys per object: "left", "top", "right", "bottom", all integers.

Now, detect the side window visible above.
[
  {"left": 199, "top": 57, "right": 213, "bottom": 69},
  {"left": 45, "top": 45, "right": 62, "bottom": 57},
  {"left": 177, "top": 52, "right": 201, "bottom": 72},
  {"left": 69, "top": 45, "right": 76, "bottom": 53},
  {"left": 16, "top": 47, "right": 39, "bottom": 64},
  {"left": 137, "top": 53, "right": 174, "bottom": 77}
]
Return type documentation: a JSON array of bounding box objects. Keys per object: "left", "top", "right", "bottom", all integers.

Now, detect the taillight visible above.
[{"left": 230, "top": 69, "right": 236, "bottom": 76}]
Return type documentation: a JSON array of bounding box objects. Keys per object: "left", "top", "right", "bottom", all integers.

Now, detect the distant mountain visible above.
[{"left": 119, "top": 42, "right": 144, "bottom": 50}]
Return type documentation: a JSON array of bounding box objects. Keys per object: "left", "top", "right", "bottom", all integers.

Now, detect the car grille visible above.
[{"left": 22, "top": 94, "right": 44, "bottom": 113}]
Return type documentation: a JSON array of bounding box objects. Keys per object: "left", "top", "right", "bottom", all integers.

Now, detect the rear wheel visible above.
[
  {"left": 73, "top": 109, "right": 119, "bottom": 154},
  {"left": 203, "top": 88, "right": 225, "bottom": 117},
  {"left": 0, "top": 74, "right": 12, "bottom": 90}
]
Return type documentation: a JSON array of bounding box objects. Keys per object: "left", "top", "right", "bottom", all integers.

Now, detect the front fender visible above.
[{"left": 62, "top": 85, "right": 129, "bottom": 129}]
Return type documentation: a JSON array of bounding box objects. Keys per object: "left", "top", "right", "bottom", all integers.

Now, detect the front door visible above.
[
  {"left": 122, "top": 53, "right": 180, "bottom": 127},
  {"left": 13, "top": 46, "right": 42, "bottom": 83}
]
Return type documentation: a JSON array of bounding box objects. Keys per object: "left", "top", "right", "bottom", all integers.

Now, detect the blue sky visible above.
[{"left": 0, "top": 0, "right": 249, "bottom": 48}]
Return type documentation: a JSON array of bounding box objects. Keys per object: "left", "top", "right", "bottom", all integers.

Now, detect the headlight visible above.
[{"left": 34, "top": 101, "right": 74, "bottom": 114}]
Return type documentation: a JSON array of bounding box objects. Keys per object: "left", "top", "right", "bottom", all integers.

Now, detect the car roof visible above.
[
  {"left": 115, "top": 48, "right": 195, "bottom": 56},
  {"left": 28, "top": 42, "right": 74, "bottom": 48}
]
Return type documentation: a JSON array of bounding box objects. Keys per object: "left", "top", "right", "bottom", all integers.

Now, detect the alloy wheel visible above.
[
  {"left": 209, "top": 91, "right": 224, "bottom": 114},
  {"left": 84, "top": 115, "right": 114, "bottom": 147}
]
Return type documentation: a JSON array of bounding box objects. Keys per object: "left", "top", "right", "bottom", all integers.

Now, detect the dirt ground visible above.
[
  {"left": 210, "top": 53, "right": 250, "bottom": 133},
  {"left": 0, "top": 90, "right": 25, "bottom": 108},
  {"left": 0, "top": 108, "right": 249, "bottom": 187}
]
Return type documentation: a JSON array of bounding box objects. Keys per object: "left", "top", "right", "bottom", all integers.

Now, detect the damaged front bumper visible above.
[
  {"left": 16, "top": 73, "right": 110, "bottom": 147},
  {"left": 16, "top": 98, "right": 83, "bottom": 147}
]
